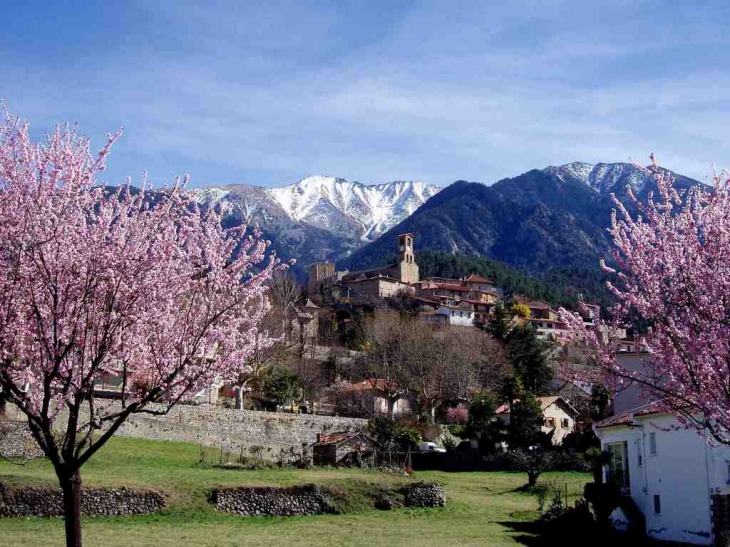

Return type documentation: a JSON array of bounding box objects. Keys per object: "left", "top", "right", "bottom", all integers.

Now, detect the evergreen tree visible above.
[
  {"left": 509, "top": 392, "right": 544, "bottom": 448},
  {"left": 487, "top": 303, "right": 510, "bottom": 340},
  {"left": 506, "top": 324, "right": 553, "bottom": 395},
  {"left": 465, "top": 393, "right": 501, "bottom": 453}
]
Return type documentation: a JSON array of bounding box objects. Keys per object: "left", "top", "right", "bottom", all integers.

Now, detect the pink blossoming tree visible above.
[
  {"left": 0, "top": 110, "right": 278, "bottom": 547},
  {"left": 561, "top": 155, "right": 730, "bottom": 443}
]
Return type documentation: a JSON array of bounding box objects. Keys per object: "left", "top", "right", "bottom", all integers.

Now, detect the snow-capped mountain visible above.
[
  {"left": 188, "top": 177, "right": 440, "bottom": 277},
  {"left": 546, "top": 161, "right": 675, "bottom": 196},
  {"left": 269, "top": 176, "right": 440, "bottom": 240},
  {"left": 345, "top": 162, "right": 702, "bottom": 277}
]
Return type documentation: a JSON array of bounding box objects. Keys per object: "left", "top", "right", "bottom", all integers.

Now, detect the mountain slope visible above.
[
  {"left": 342, "top": 162, "right": 701, "bottom": 276},
  {"left": 189, "top": 177, "right": 440, "bottom": 276}
]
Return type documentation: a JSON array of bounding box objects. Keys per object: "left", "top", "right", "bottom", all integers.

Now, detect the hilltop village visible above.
[{"left": 308, "top": 232, "right": 630, "bottom": 345}]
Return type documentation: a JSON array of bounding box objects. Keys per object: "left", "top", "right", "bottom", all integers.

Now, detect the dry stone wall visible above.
[
  {"left": 402, "top": 483, "right": 446, "bottom": 507},
  {"left": 214, "top": 484, "right": 336, "bottom": 516},
  {"left": 0, "top": 482, "right": 165, "bottom": 518},
  {"left": 6, "top": 402, "right": 368, "bottom": 463},
  {"left": 0, "top": 420, "right": 44, "bottom": 459},
  {"left": 96, "top": 404, "right": 368, "bottom": 462}
]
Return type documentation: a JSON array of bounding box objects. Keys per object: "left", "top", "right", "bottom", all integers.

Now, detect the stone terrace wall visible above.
[
  {"left": 214, "top": 484, "right": 336, "bottom": 516},
  {"left": 402, "top": 483, "right": 446, "bottom": 507},
  {"left": 0, "top": 482, "right": 165, "bottom": 518},
  {"left": 6, "top": 402, "right": 368, "bottom": 463},
  {"left": 0, "top": 420, "right": 45, "bottom": 459},
  {"left": 98, "top": 404, "right": 368, "bottom": 462}
]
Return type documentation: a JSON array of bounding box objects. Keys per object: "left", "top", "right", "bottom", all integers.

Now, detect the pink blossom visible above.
[
  {"left": 0, "top": 107, "right": 278, "bottom": 462},
  {"left": 560, "top": 156, "right": 730, "bottom": 443}
]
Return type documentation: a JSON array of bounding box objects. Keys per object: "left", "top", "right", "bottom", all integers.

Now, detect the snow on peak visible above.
[
  {"left": 268, "top": 177, "right": 440, "bottom": 240},
  {"left": 548, "top": 162, "right": 650, "bottom": 195}
]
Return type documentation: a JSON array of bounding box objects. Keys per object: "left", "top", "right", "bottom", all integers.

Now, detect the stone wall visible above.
[
  {"left": 6, "top": 402, "right": 368, "bottom": 463},
  {"left": 0, "top": 482, "right": 165, "bottom": 518},
  {"left": 0, "top": 420, "right": 45, "bottom": 459},
  {"left": 102, "top": 404, "right": 368, "bottom": 462},
  {"left": 402, "top": 483, "right": 446, "bottom": 507},
  {"left": 214, "top": 484, "right": 336, "bottom": 516}
]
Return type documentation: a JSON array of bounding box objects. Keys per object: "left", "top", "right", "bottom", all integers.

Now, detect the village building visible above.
[
  {"left": 310, "top": 233, "right": 420, "bottom": 301},
  {"left": 312, "top": 431, "right": 379, "bottom": 467},
  {"left": 463, "top": 274, "right": 499, "bottom": 294},
  {"left": 594, "top": 403, "right": 730, "bottom": 545},
  {"left": 430, "top": 302, "right": 475, "bottom": 327},
  {"left": 521, "top": 299, "right": 571, "bottom": 342},
  {"left": 548, "top": 377, "right": 594, "bottom": 418},
  {"left": 496, "top": 396, "right": 579, "bottom": 445}
]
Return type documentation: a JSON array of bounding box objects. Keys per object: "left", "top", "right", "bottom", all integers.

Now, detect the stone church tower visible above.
[{"left": 397, "top": 233, "right": 419, "bottom": 284}]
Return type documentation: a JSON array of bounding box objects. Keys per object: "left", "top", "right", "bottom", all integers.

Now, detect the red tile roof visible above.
[
  {"left": 593, "top": 401, "right": 666, "bottom": 429},
  {"left": 433, "top": 284, "right": 470, "bottom": 292},
  {"left": 466, "top": 274, "right": 494, "bottom": 284}
]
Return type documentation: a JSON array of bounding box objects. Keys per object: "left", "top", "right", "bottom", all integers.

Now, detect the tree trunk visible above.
[
  {"left": 527, "top": 468, "right": 538, "bottom": 487},
  {"left": 0, "top": 392, "right": 6, "bottom": 415},
  {"left": 59, "top": 469, "right": 83, "bottom": 547},
  {"left": 387, "top": 398, "right": 395, "bottom": 420},
  {"left": 234, "top": 386, "right": 245, "bottom": 410}
]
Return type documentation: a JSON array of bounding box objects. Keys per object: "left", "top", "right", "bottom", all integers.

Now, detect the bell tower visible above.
[{"left": 397, "top": 233, "right": 419, "bottom": 284}]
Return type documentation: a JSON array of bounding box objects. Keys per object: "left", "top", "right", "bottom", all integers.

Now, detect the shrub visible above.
[{"left": 444, "top": 405, "right": 468, "bottom": 425}]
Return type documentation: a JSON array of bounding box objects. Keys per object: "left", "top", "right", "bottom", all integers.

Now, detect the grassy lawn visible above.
[{"left": 0, "top": 437, "right": 591, "bottom": 547}]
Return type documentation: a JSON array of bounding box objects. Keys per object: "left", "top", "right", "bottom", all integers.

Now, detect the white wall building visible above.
[
  {"left": 497, "top": 396, "right": 578, "bottom": 445},
  {"left": 595, "top": 403, "right": 730, "bottom": 545},
  {"left": 434, "top": 304, "right": 474, "bottom": 327}
]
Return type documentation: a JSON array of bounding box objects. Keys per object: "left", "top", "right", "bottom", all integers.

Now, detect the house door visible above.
[{"left": 606, "top": 441, "right": 630, "bottom": 494}]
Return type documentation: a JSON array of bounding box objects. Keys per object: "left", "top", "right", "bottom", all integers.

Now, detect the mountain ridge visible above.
[
  {"left": 188, "top": 176, "right": 440, "bottom": 277},
  {"left": 341, "top": 162, "right": 702, "bottom": 278}
]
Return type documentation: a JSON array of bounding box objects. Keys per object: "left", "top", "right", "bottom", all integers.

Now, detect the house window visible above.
[
  {"left": 606, "top": 442, "right": 630, "bottom": 490},
  {"left": 561, "top": 418, "right": 570, "bottom": 429},
  {"left": 649, "top": 432, "right": 657, "bottom": 456},
  {"left": 545, "top": 417, "right": 556, "bottom": 428},
  {"left": 653, "top": 494, "right": 661, "bottom": 514}
]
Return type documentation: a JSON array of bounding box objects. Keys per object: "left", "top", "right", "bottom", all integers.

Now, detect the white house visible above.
[
  {"left": 434, "top": 303, "right": 475, "bottom": 327},
  {"left": 496, "top": 395, "right": 578, "bottom": 445},
  {"left": 594, "top": 402, "right": 730, "bottom": 545}
]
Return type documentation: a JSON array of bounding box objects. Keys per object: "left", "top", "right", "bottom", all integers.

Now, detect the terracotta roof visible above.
[
  {"left": 594, "top": 401, "right": 666, "bottom": 429},
  {"left": 313, "top": 431, "right": 360, "bottom": 446},
  {"left": 433, "top": 284, "right": 470, "bottom": 292},
  {"left": 466, "top": 274, "right": 494, "bottom": 284}
]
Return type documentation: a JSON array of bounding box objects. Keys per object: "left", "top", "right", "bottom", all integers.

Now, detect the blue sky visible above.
[{"left": 3, "top": 1, "right": 729, "bottom": 188}]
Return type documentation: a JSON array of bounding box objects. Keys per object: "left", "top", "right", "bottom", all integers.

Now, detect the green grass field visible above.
[{"left": 0, "top": 437, "right": 590, "bottom": 547}]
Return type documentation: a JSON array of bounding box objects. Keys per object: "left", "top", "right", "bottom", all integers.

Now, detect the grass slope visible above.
[{"left": 0, "top": 437, "right": 590, "bottom": 547}]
